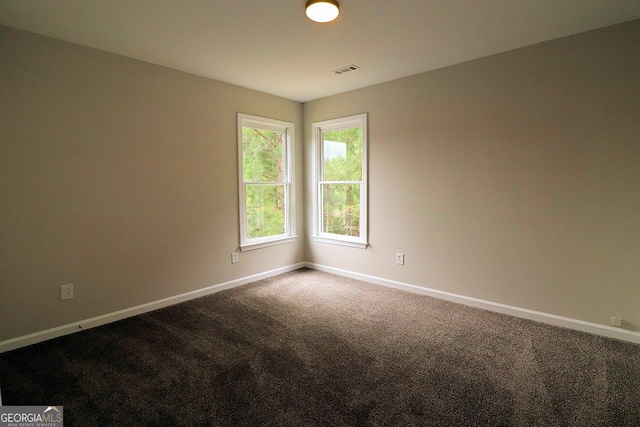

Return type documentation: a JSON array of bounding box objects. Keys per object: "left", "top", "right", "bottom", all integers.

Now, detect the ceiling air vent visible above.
[{"left": 332, "top": 64, "right": 361, "bottom": 75}]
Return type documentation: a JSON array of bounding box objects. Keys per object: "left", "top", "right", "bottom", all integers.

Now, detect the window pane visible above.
[
  {"left": 242, "top": 128, "right": 284, "bottom": 182},
  {"left": 246, "top": 185, "right": 285, "bottom": 239},
  {"left": 323, "top": 127, "right": 362, "bottom": 181},
  {"left": 321, "top": 183, "right": 360, "bottom": 237}
]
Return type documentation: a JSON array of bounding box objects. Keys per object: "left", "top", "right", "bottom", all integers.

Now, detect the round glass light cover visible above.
[{"left": 306, "top": 1, "right": 340, "bottom": 23}]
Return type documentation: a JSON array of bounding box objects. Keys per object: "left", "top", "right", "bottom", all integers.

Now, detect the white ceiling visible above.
[{"left": 1, "top": 0, "right": 639, "bottom": 102}]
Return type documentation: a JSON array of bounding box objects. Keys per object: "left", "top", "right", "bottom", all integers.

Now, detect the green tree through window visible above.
[
  {"left": 243, "top": 127, "right": 285, "bottom": 238},
  {"left": 322, "top": 127, "right": 362, "bottom": 236},
  {"left": 238, "top": 114, "right": 295, "bottom": 250},
  {"left": 313, "top": 114, "right": 368, "bottom": 248}
]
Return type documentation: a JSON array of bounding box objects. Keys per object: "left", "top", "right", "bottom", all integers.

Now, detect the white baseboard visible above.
[
  {"left": 306, "top": 262, "right": 640, "bottom": 345},
  {"left": 0, "top": 262, "right": 306, "bottom": 354},
  {"left": 3, "top": 261, "right": 638, "bottom": 353}
]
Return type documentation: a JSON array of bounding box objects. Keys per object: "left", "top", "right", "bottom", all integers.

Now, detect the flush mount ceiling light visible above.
[{"left": 305, "top": 0, "right": 340, "bottom": 23}]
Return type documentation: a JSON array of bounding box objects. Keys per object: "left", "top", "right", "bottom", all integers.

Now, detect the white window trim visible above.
[
  {"left": 238, "top": 113, "right": 296, "bottom": 251},
  {"left": 312, "top": 113, "right": 368, "bottom": 249}
]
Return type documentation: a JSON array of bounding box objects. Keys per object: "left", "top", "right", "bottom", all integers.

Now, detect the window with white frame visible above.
[
  {"left": 238, "top": 114, "right": 295, "bottom": 251},
  {"left": 313, "top": 113, "right": 368, "bottom": 248}
]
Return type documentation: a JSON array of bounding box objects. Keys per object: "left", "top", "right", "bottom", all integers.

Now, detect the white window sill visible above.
[
  {"left": 240, "top": 236, "right": 297, "bottom": 252},
  {"left": 313, "top": 236, "right": 368, "bottom": 249}
]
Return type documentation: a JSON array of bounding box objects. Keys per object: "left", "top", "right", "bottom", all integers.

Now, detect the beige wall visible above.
[
  {"left": 0, "top": 26, "right": 304, "bottom": 341},
  {"left": 304, "top": 20, "right": 640, "bottom": 331},
  {"left": 2, "top": 20, "right": 638, "bottom": 343}
]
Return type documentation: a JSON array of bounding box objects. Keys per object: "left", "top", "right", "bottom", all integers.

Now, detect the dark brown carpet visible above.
[{"left": 1, "top": 268, "right": 639, "bottom": 426}]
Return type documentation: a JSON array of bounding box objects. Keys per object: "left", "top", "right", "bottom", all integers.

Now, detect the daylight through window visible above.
[
  {"left": 313, "top": 114, "right": 368, "bottom": 248},
  {"left": 238, "top": 114, "right": 295, "bottom": 251}
]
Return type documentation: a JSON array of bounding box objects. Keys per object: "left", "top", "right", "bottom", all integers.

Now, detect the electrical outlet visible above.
[
  {"left": 396, "top": 253, "right": 404, "bottom": 265},
  {"left": 231, "top": 252, "right": 239, "bottom": 264},
  {"left": 61, "top": 284, "right": 73, "bottom": 300},
  {"left": 611, "top": 317, "right": 622, "bottom": 327}
]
